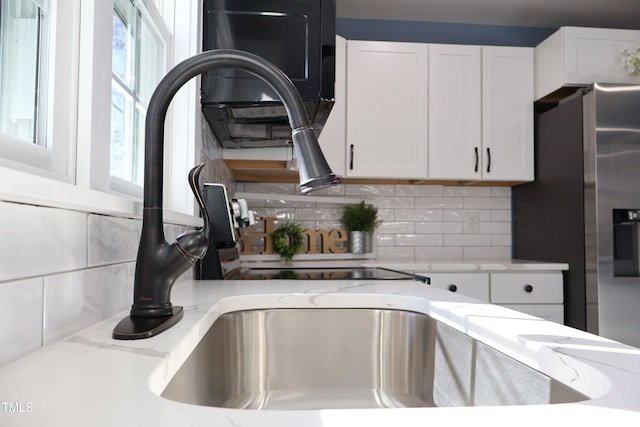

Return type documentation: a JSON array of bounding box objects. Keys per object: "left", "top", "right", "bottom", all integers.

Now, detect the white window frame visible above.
[
  {"left": 0, "top": 0, "right": 203, "bottom": 223},
  {"left": 0, "top": 0, "right": 77, "bottom": 183},
  {"left": 109, "top": 0, "right": 171, "bottom": 197}
]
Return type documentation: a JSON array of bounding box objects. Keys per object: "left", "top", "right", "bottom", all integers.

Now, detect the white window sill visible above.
[{"left": 0, "top": 166, "right": 202, "bottom": 227}]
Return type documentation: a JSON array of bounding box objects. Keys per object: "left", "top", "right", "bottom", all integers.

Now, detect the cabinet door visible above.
[
  {"left": 318, "top": 36, "right": 346, "bottom": 177},
  {"left": 346, "top": 41, "right": 428, "bottom": 178},
  {"left": 482, "top": 46, "right": 534, "bottom": 181},
  {"left": 535, "top": 27, "right": 640, "bottom": 100},
  {"left": 428, "top": 44, "right": 482, "bottom": 180},
  {"left": 427, "top": 273, "right": 490, "bottom": 301},
  {"left": 564, "top": 27, "right": 640, "bottom": 86},
  {"left": 490, "top": 272, "right": 563, "bottom": 304}
]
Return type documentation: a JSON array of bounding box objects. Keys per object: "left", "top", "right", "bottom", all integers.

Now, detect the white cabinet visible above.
[
  {"left": 420, "top": 270, "right": 564, "bottom": 324},
  {"left": 428, "top": 44, "right": 533, "bottom": 181},
  {"left": 428, "top": 44, "right": 482, "bottom": 180},
  {"left": 535, "top": 27, "right": 640, "bottom": 100},
  {"left": 481, "top": 47, "right": 534, "bottom": 181},
  {"left": 345, "top": 40, "right": 429, "bottom": 179},
  {"left": 491, "top": 272, "right": 564, "bottom": 323},
  {"left": 427, "top": 273, "right": 490, "bottom": 301},
  {"left": 318, "top": 36, "right": 347, "bottom": 177}
]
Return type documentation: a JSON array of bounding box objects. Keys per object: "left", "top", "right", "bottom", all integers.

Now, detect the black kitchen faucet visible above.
[{"left": 112, "top": 50, "right": 337, "bottom": 340}]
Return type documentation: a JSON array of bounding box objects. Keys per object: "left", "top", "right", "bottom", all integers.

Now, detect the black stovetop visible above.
[{"left": 230, "top": 267, "right": 429, "bottom": 283}]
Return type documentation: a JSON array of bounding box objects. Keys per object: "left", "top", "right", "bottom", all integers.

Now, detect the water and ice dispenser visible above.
[{"left": 613, "top": 209, "right": 640, "bottom": 276}]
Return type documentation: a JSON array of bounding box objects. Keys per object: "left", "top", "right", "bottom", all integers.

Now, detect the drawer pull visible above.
[
  {"left": 448, "top": 284, "right": 458, "bottom": 292},
  {"left": 524, "top": 284, "right": 533, "bottom": 293}
]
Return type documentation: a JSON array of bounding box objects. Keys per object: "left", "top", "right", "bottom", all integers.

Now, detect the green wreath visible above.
[{"left": 271, "top": 222, "right": 305, "bottom": 261}]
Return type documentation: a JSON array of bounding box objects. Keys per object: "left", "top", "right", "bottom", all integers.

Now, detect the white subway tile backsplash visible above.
[
  {"left": 88, "top": 215, "right": 141, "bottom": 267},
  {"left": 445, "top": 209, "right": 491, "bottom": 222},
  {"left": 444, "top": 186, "right": 491, "bottom": 197},
  {"left": 396, "top": 234, "right": 444, "bottom": 247},
  {"left": 415, "top": 221, "right": 463, "bottom": 234},
  {"left": 242, "top": 182, "right": 298, "bottom": 195},
  {"left": 463, "top": 246, "right": 511, "bottom": 259},
  {"left": 377, "top": 208, "right": 395, "bottom": 221},
  {"left": 0, "top": 202, "right": 88, "bottom": 282},
  {"left": 463, "top": 212, "right": 480, "bottom": 233},
  {"left": 372, "top": 197, "right": 414, "bottom": 209},
  {"left": 464, "top": 197, "right": 511, "bottom": 210},
  {"left": 415, "top": 246, "right": 464, "bottom": 260},
  {"left": 0, "top": 278, "right": 43, "bottom": 366},
  {"left": 378, "top": 221, "right": 414, "bottom": 234},
  {"left": 377, "top": 246, "right": 415, "bottom": 259},
  {"left": 415, "top": 196, "right": 463, "bottom": 209},
  {"left": 444, "top": 234, "right": 492, "bottom": 247},
  {"left": 0, "top": 196, "right": 198, "bottom": 366},
  {"left": 265, "top": 199, "right": 315, "bottom": 208},
  {"left": 491, "top": 187, "right": 511, "bottom": 197},
  {"left": 257, "top": 209, "right": 296, "bottom": 220},
  {"left": 294, "top": 208, "right": 342, "bottom": 221},
  {"left": 314, "top": 221, "right": 343, "bottom": 230},
  {"left": 43, "top": 265, "right": 130, "bottom": 345},
  {"left": 376, "top": 234, "right": 396, "bottom": 246},
  {"left": 479, "top": 222, "right": 511, "bottom": 234},
  {"left": 491, "top": 209, "right": 512, "bottom": 222},
  {"left": 492, "top": 234, "right": 512, "bottom": 246},
  {"left": 242, "top": 184, "right": 514, "bottom": 263},
  {"left": 396, "top": 184, "right": 443, "bottom": 197},
  {"left": 345, "top": 184, "right": 395, "bottom": 197},
  {"left": 395, "top": 209, "right": 443, "bottom": 221}
]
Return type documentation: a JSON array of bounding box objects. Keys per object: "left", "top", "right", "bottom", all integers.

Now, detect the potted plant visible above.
[{"left": 340, "top": 201, "right": 381, "bottom": 254}]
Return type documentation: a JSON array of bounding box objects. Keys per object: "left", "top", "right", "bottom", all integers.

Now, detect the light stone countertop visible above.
[{"left": 1, "top": 277, "right": 637, "bottom": 427}]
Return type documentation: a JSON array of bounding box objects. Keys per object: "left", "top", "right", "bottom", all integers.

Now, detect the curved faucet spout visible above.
[{"left": 113, "top": 49, "right": 337, "bottom": 340}]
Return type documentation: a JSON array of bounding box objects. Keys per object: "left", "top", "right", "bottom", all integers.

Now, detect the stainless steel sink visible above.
[{"left": 161, "top": 308, "right": 586, "bottom": 410}]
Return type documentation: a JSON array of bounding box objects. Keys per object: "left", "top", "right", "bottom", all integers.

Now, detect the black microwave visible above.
[{"left": 201, "top": 0, "right": 336, "bottom": 148}]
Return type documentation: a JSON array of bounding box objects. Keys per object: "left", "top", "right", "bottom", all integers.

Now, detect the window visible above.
[
  {"left": 0, "top": 0, "right": 201, "bottom": 219},
  {"left": 111, "top": 0, "right": 167, "bottom": 187},
  {"left": 0, "top": 0, "right": 49, "bottom": 145}
]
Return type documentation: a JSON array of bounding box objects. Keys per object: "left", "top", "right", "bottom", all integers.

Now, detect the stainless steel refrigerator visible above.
[{"left": 513, "top": 83, "right": 640, "bottom": 347}]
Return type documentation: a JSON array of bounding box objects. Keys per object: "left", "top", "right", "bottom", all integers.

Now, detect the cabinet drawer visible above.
[
  {"left": 426, "top": 273, "right": 490, "bottom": 301},
  {"left": 490, "top": 273, "right": 563, "bottom": 304},
  {"left": 501, "top": 304, "right": 564, "bottom": 324}
]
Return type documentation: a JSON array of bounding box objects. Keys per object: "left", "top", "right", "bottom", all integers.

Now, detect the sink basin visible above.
[{"left": 161, "top": 308, "right": 586, "bottom": 410}]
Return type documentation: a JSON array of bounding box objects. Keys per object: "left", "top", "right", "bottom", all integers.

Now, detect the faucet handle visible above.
[{"left": 175, "top": 163, "right": 210, "bottom": 262}]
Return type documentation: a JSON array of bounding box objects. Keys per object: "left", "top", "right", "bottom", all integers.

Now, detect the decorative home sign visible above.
[{"left": 238, "top": 217, "right": 348, "bottom": 255}]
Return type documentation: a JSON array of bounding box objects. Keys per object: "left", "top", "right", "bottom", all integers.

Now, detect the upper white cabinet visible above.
[
  {"left": 481, "top": 46, "right": 534, "bottom": 181},
  {"left": 535, "top": 27, "right": 640, "bottom": 100},
  {"left": 345, "top": 40, "right": 429, "bottom": 179},
  {"left": 318, "top": 35, "right": 347, "bottom": 177},
  {"left": 428, "top": 44, "right": 534, "bottom": 181},
  {"left": 428, "top": 44, "right": 482, "bottom": 180}
]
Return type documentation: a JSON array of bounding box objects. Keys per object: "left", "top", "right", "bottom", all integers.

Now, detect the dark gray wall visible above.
[{"left": 336, "top": 18, "right": 555, "bottom": 47}]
